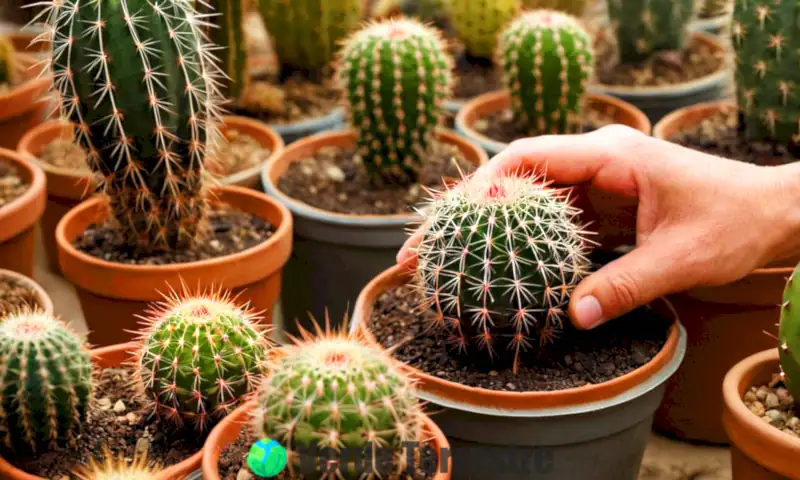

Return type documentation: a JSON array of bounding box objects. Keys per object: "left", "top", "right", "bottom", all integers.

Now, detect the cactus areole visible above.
[{"left": 779, "top": 263, "right": 800, "bottom": 401}]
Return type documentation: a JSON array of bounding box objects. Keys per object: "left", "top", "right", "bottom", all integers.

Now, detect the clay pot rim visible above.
[
  {"left": 261, "top": 128, "right": 489, "bottom": 226},
  {"left": 201, "top": 399, "right": 452, "bottom": 480},
  {"left": 16, "top": 119, "right": 90, "bottom": 179},
  {"left": 0, "top": 147, "right": 47, "bottom": 244},
  {"left": 352, "top": 263, "right": 684, "bottom": 413},
  {"left": 0, "top": 53, "right": 52, "bottom": 109},
  {"left": 214, "top": 115, "right": 285, "bottom": 186},
  {"left": 0, "top": 268, "right": 54, "bottom": 315}
]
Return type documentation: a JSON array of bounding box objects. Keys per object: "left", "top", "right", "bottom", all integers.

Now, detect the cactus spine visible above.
[
  {"left": 498, "top": 10, "right": 594, "bottom": 136},
  {"left": 607, "top": 0, "right": 694, "bottom": 63},
  {"left": 779, "top": 263, "right": 800, "bottom": 400},
  {"left": 211, "top": 0, "right": 249, "bottom": 99},
  {"left": 0, "top": 36, "right": 16, "bottom": 85},
  {"left": 73, "top": 450, "right": 159, "bottom": 480},
  {"left": 337, "top": 19, "right": 453, "bottom": 185},
  {"left": 522, "top": 0, "right": 589, "bottom": 17},
  {"left": 0, "top": 311, "right": 93, "bottom": 455},
  {"left": 415, "top": 174, "right": 593, "bottom": 372},
  {"left": 448, "top": 0, "right": 522, "bottom": 60},
  {"left": 44, "top": 0, "right": 223, "bottom": 252}
]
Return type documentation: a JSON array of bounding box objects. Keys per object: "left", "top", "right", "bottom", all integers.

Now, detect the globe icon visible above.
[{"left": 247, "top": 438, "right": 288, "bottom": 478}]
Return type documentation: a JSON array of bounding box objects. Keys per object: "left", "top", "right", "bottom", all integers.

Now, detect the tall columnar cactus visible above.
[
  {"left": 522, "top": 0, "right": 589, "bottom": 17},
  {"left": 607, "top": 0, "right": 694, "bottom": 63},
  {"left": 0, "top": 311, "right": 93, "bottom": 455},
  {"left": 0, "top": 36, "right": 16, "bottom": 85},
  {"left": 134, "top": 292, "right": 270, "bottom": 430},
  {"left": 337, "top": 19, "right": 453, "bottom": 185},
  {"left": 779, "top": 263, "right": 800, "bottom": 400},
  {"left": 255, "top": 326, "right": 424, "bottom": 477},
  {"left": 415, "top": 174, "right": 593, "bottom": 372},
  {"left": 43, "top": 0, "right": 222, "bottom": 252},
  {"left": 258, "top": 0, "right": 363, "bottom": 77},
  {"left": 448, "top": 0, "right": 522, "bottom": 60},
  {"left": 210, "top": 0, "right": 248, "bottom": 99},
  {"left": 497, "top": 10, "right": 594, "bottom": 136}
]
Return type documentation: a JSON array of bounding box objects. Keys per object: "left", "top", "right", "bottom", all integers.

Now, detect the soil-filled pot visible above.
[
  {"left": 212, "top": 115, "right": 285, "bottom": 190},
  {"left": 351, "top": 264, "right": 687, "bottom": 480},
  {"left": 0, "top": 147, "right": 46, "bottom": 277},
  {"left": 56, "top": 186, "right": 292, "bottom": 346},
  {"left": 270, "top": 108, "right": 345, "bottom": 145},
  {"left": 0, "top": 268, "right": 53, "bottom": 315},
  {"left": 0, "top": 343, "right": 202, "bottom": 480},
  {"left": 723, "top": 349, "right": 800, "bottom": 479},
  {"left": 201, "top": 400, "right": 453, "bottom": 480},
  {"left": 455, "top": 90, "right": 651, "bottom": 156},
  {"left": 0, "top": 53, "right": 52, "bottom": 150},
  {"left": 261, "top": 129, "right": 487, "bottom": 335}
]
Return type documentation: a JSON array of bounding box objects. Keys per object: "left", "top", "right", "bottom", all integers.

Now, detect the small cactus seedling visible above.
[
  {"left": 254, "top": 323, "right": 425, "bottom": 477},
  {"left": 72, "top": 450, "right": 159, "bottom": 480},
  {"left": 779, "top": 263, "right": 800, "bottom": 400},
  {"left": 134, "top": 291, "right": 270, "bottom": 430},
  {"left": 607, "top": 0, "right": 694, "bottom": 64},
  {"left": 337, "top": 18, "right": 453, "bottom": 185},
  {"left": 0, "top": 310, "right": 93, "bottom": 455},
  {"left": 210, "top": 0, "right": 249, "bottom": 99},
  {"left": 448, "top": 0, "right": 522, "bottom": 60},
  {"left": 497, "top": 10, "right": 594, "bottom": 136},
  {"left": 0, "top": 36, "right": 16, "bottom": 85},
  {"left": 521, "top": 0, "right": 589, "bottom": 17},
  {"left": 415, "top": 173, "right": 593, "bottom": 372}
]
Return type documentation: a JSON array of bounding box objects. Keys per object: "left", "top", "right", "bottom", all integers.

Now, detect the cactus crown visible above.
[
  {"left": 0, "top": 310, "right": 94, "bottom": 455},
  {"left": 210, "top": 0, "right": 248, "bottom": 99},
  {"left": 497, "top": 9, "right": 594, "bottom": 136},
  {"left": 448, "top": 0, "right": 522, "bottom": 60},
  {"left": 415, "top": 173, "right": 594, "bottom": 372},
  {"left": 337, "top": 18, "right": 453, "bottom": 185},
  {"left": 607, "top": 0, "right": 694, "bottom": 64},
  {"left": 779, "top": 263, "right": 800, "bottom": 400},
  {"left": 0, "top": 36, "right": 16, "bottom": 85},
  {"left": 134, "top": 290, "right": 270, "bottom": 430},
  {"left": 72, "top": 450, "right": 159, "bottom": 480}
]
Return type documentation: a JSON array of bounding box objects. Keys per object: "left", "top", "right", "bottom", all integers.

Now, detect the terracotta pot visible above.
[
  {"left": 212, "top": 115, "right": 284, "bottom": 190},
  {"left": 0, "top": 342, "right": 201, "bottom": 480},
  {"left": 650, "top": 101, "right": 795, "bottom": 444},
  {"left": 0, "top": 147, "right": 46, "bottom": 277},
  {"left": 0, "top": 53, "right": 53, "bottom": 150},
  {"left": 723, "top": 349, "right": 800, "bottom": 479},
  {"left": 261, "top": 129, "right": 487, "bottom": 335},
  {"left": 455, "top": 90, "right": 651, "bottom": 156},
  {"left": 0, "top": 268, "right": 53, "bottom": 315},
  {"left": 56, "top": 186, "right": 293, "bottom": 346},
  {"left": 201, "top": 400, "right": 452, "bottom": 480},
  {"left": 8, "top": 30, "right": 51, "bottom": 56}
]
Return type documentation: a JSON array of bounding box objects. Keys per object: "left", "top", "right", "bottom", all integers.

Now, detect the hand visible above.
[{"left": 398, "top": 125, "right": 800, "bottom": 329}]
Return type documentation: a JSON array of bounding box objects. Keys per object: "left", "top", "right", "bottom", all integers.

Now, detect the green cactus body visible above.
[
  {"left": 211, "top": 0, "right": 249, "bottom": 99},
  {"left": 135, "top": 294, "right": 269, "bottom": 429},
  {"left": 338, "top": 19, "right": 453, "bottom": 185},
  {"left": 0, "top": 312, "right": 93, "bottom": 455},
  {"left": 415, "top": 174, "right": 593, "bottom": 371},
  {"left": 255, "top": 329, "right": 424, "bottom": 477},
  {"left": 733, "top": 0, "right": 800, "bottom": 147},
  {"left": 779, "top": 264, "right": 800, "bottom": 400},
  {"left": 448, "top": 0, "right": 521, "bottom": 60},
  {"left": 0, "top": 36, "right": 15, "bottom": 85},
  {"left": 258, "top": 0, "right": 362, "bottom": 76},
  {"left": 498, "top": 10, "right": 593, "bottom": 136},
  {"left": 607, "top": 0, "right": 693, "bottom": 63},
  {"left": 45, "top": 0, "right": 221, "bottom": 252},
  {"left": 522, "top": 0, "right": 588, "bottom": 17}
]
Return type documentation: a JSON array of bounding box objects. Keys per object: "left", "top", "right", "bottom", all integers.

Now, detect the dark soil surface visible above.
[
  {"left": 7, "top": 367, "right": 206, "bottom": 479},
  {"left": 744, "top": 373, "right": 800, "bottom": 439},
  {"left": 276, "top": 141, "right": 476, "bottom": 215},
  {"left": 233, "top": 72, "right": 340, "bottom": 125},
  {"left": 0, "top": 276, "right": 42, "bottom": 317},
  {"left": 0, "top": 160, "right": 29, "bottom": 208},
  {"left": 368, "top": 284, "right": 670, "bottom": 392},
  {"left": 74, "top": 207, "right": 274, "bottom": 265},
  {"left": 474, "top": 105, "right": 616, "bottom": 144}
]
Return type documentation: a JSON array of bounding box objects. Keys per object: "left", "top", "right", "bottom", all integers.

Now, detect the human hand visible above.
[{"left": 398, "top": 125, "right": 800, "bottom": 330}]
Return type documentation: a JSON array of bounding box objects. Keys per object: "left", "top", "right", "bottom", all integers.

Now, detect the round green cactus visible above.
[
  {"left": 135, "top": 293, "right": 270, "bottom": 430},
  {"left": 448, "top": 0, "right": 522, "bottom": 60},
  {"left": 415, "top": 174, "right": 593, "bottom": 372},
  {"left": 607, "top": 0, "right": 694, "bottom": 64},
  {"left": 0, "top": 311, "right": 93, "bottom": 455},
  {"left": 497, "top": 10, "right": 594, "bottom": 136},
  {"left": 779, "top": 263, "right": 800, "bottom": 400},
  {"left": 337, "top": 18, "right": 453, "bottom": 185}
]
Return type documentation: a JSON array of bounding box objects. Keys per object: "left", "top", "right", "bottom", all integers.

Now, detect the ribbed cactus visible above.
[
  {"left": 607, "top": 0, "right": 694, "bottom": 63},
  {"left": 498, "top": 10, "right": 594, "bottom": 136},
  {"left": 73, "top": 450, "right": 159, "bottom": 480},
  {"left": 337, "top": 19, "right": 453, "bottom": 185},
  {"left": 258, "top": 0, "right": 363, "bottom": 77},
  {"left": 733, "top": 0, "right": 800, "bottom": 147},
  {"left": 210, "top": 0, "right": 248, "bottom": 99},
  {"left": 415, "top": 174, "right": 593, "bottom": 372},
  {"left": 779, "top": 263, "right": 800, "bottom": 400},
  {"left": 134, "top": 292, "right": 270, "bottom": 430},
  {"left": 44, "top": 0, "right": 223, "bottom": 252},
  {"left": 0, "top": 36, "right": 15, "bottom": 85},
  {"left": 448, "top": 0, "right": 522, "bottom": 60},
  {"left": 0, "top": 311, "right": 93, "bottom": 455},
  {"left": 255, "top": 326, "right": 424, "bottom": 477},
  {"left": 522, "top": 0, "right": 588, "bottom": 17}
]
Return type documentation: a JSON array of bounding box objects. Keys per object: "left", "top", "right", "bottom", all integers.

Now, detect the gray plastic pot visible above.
[
  {"left": 351, "top": 264, "right": 687, "bottom": 480},
  {"left": 690, "top": 13, "right": 732, "bottom": 38},
  {"left": 270, "top": 108, "right": 345, "bottom": 145},
  {"left": 261, "top": 129, "right": 488, "bottom": 335}
]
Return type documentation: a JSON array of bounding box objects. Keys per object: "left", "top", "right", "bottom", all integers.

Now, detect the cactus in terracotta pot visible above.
[
  {"left": 448, "top": 0, "right": 522, "bottom": 60},
  {"left": 210, "top": 0, "right": 249, "bottom": 99},
  {"left": 0, "top": 36, "right": 16, "bottom": 85},
  {"left": 779, "top": 263, "right": 800, "bottom": 400},
  {"left": 497, "top": 9, "right": 594, "bottom": 136},
  {"left": 607, "top": 0, "right": 694, "bottom": 63},
  {"left": 521, "top": 0, "right": 588, "bottom": 16}
]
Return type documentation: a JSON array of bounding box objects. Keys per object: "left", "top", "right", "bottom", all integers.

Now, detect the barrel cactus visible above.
[
  {"left": 210, "top": 0, "right": 248, "bottom": 99},
  {"left": 0, "top": 36, "right": 15, "bottom": 85},
  {"left": 497, "top": 10, "right": 594, "bottom": 136},
  {"left": 448, "top": 0, "right": 522, "bottom": 60},
  {"left": 779, "top": 263, "right": 800, "bottom": 400},
  {"left": 134, "top": 292, "right": 270, "bottom": 430},
  {"left": 415, "top": 173, "right": 593, "bottom": 372},
  {"left": 0, "top": 311, "right": 93, "bottom": 455},
  {"left": 607, "top": 0, "right": 694, "bottom": 63},
  {"left": 522, "top": 0, "right": 588, "bottom": 17}
]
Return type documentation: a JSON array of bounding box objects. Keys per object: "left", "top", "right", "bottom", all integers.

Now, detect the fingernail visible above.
[{"left": 573, "top": 295, "right": 604, "bottom": 329}]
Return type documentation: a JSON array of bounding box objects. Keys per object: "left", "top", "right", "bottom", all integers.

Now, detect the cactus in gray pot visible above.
[{"left": 607, "top": 0, "right": 694, "bottom": 63}]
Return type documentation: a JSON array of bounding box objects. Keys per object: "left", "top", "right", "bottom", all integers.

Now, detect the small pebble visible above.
[
  {"left": 766, "top": 392, "right": 780, "bottom": 409},
  {"left": 135, "top": 437, "right": 149, "bottom": 457},
  {"left": 113, "top": 400, "right": 126, "bottom": 413},
  {"left": 325, "top": 165, "right": 345, "bottom": 182},
  {"left": 237, "top": 468, "right": 254, "bottom": 480},
  {"left": 97, "top": 397, "right": 112, "bottom": 410}
]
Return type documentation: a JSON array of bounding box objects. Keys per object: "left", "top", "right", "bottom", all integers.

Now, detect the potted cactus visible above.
[
  {"left": 261, "top": 18, "right": 487, "bottom": 334},
  {"left": 690, "top": 0, "right": 733, "bottom": 38},
  {"left": 455, "top": 10, "right": 651, "bottom": 157},
  {"left": 0, "top": 268, "right": 53, "bottom": 316}
]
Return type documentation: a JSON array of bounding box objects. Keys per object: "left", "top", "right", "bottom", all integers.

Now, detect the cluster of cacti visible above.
[
  {"left": 73, "top": 450, "right": 159, "bottom": 480},
  {"left": 44, "top": 0, "right": 223, "bottom": 252},
  {"left": 337, "top": 19, "right": 453, "bottom": 185},
  {"left": 779, "top": 264, "right": 800, "bottom": 400},
  {"left": 522, "top": 0, "right": 589, "bottom": 17},
  {"left": 607, "top": 0, "right": 694, "bottom": 63},
  {"left": 0, "top": 311, "right": 93, "bottom": 455},
  {"left": 254, "top": 325, "right": 424, "bottom": 477},
  {"left": 210, "top": 0, "right": 249, "bottom": 99},
  {"left": 415, "top": 174, "right": 593, "bottom": 372},
  {"left": 258, "top": 0, "right": 363, "bottom": 77},
  {"left": 134, "top": 292, "right": 270, "bottom": 430},
  {"left": 0, "top": 36, "right": 16, "bottom": 85},
  {"left": 497, "top": 10, "right": 594, "bottom": 136},
  {"left": 698, "top": 0, "right": 731, "bottom": 18},
  {"left": 448, "top": 0, "right": 522, "bottom": 60}
]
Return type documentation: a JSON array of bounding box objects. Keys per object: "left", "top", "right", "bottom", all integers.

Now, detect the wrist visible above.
[{"left": 768, "top": 162, "right": 800, "bottom": 264}]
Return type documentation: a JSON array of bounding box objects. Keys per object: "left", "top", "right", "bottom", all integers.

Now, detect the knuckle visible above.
[{"left": 603, "top": 270, "right": 642, "bottom": 313}]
